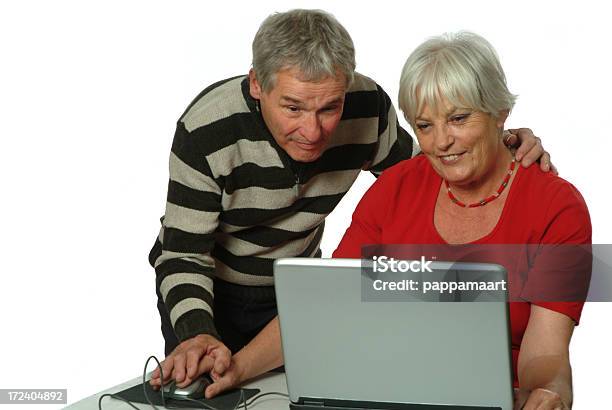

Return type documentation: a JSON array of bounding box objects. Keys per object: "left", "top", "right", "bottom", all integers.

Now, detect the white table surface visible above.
[{"left": 66, "top": 372, "right": 289, "bottom": 410}]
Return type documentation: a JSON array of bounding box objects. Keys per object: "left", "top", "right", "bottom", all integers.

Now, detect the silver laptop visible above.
[{"left": 274, "top": 258, "right": 513, "bottom": 410}]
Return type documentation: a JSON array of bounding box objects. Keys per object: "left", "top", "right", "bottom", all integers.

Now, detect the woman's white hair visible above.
[{"left": 399, "top": 31, "right": 517, "bottom": 127}]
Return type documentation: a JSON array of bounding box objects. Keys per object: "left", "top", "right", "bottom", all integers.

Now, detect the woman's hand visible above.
[
  {"left": 205, "top": 355, "right": 248, "bottom": 398},
  {"left": 204, "top": 316, "right": 284, "bottom": 398},
  {"left": 515, "top": 387, "right": 569, "bottom": 410}
]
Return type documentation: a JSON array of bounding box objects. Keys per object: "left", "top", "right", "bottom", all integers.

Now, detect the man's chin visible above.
[{"left": 287, "top": 149, "right": 324, "bottom": 163}]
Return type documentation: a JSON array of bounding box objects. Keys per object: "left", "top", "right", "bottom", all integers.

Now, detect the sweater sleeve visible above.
[
  {"left": 150, "top": 120, "right": 222, "bottom": 342},
  {"left": 333, "top": 169, "right": 396, "bottom": 258},
  {"left": 365, "top": 84, "right": 419, "bottom": 176}
]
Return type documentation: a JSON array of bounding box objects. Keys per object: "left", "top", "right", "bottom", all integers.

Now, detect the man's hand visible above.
[
  {"left": 505, "top": 128, "right": 556, "bottom": 174},
  {"left": 149, "top": 334, "right": 231, "bottom": 390},
  {"left": 514, "top": 387, "right": 569, "bottom": 410}
]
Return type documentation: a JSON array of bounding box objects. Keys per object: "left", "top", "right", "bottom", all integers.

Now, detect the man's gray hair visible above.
[
  {"left": 252, "top": 9, "right": 356, "bottom": 92},
  {"left": 399, "top": 31, "right": 517, "bottom": 127}
]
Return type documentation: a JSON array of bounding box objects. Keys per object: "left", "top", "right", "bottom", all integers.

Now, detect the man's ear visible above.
[
  {"left": 496, "top": 109, "right": 510, "bottom": 129},
  {"left": 249, "top": 69, "right": 263, "bottom": 100}
]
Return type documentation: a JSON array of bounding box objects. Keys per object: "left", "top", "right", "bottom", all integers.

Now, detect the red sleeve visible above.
[
  {"left": 333, "top": 170, "right": 397, "bottom": 259},
  {"left": 524, "top": 180, "right": 592, "bottom": 324}
]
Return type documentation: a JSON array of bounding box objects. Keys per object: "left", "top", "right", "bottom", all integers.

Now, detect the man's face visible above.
[{"left": 249, "top": 67, "right": 347, "bottom": 162}]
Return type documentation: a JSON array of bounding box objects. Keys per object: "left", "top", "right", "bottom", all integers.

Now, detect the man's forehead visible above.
[
  {"left": 269, "top": 74, "right": 345, "bottom": 106},
  {"left": 272, "top": 67, "right": 347, "bottom": 92},
  {"left": 280, "top": 94, "right": 344, "bottom": 105}
]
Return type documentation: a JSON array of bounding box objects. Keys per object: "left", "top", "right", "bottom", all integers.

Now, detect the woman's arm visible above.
[{"left": 516, "top": 305, "right": 575, "bottom": 409}]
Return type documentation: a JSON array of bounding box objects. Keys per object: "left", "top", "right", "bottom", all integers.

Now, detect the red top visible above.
[{"left": 333, "top": 155, "right": 591, "bottom": 386}]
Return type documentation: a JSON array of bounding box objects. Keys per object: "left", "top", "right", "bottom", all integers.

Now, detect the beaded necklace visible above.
[{"left": 444, "top": 159, "right": 516, "bottom": 208}]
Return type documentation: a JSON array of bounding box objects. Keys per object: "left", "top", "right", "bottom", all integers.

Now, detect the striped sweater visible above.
[{"left": 149, "top": 73, "right": 417, "bottom": 342}]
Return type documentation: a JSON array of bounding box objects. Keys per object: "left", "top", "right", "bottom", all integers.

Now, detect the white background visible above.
[{"left": 1, "top": 0, "right": 610, "bottom": 408}]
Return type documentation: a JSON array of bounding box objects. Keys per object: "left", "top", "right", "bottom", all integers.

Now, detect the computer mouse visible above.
[{"left": 161, "top": 374, "right": 213, "bottom": 400}]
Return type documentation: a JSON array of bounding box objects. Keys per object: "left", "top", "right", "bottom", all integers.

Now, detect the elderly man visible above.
[{"left": 148, "top": 9, "right": 549, "bottom": 397}]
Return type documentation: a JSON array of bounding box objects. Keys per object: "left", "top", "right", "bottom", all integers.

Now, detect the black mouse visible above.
[{"left": 161, "top": 374, "right": 213, "bottom": 400}]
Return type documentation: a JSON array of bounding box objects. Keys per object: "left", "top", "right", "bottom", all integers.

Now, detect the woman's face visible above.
[{"left": 414, "top": 98, "right": 508, "bottom": 188}]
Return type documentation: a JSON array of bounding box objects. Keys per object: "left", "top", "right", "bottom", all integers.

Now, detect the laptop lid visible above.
[{"left": 274, "top": 258, "right": 513, "bottom": 410}]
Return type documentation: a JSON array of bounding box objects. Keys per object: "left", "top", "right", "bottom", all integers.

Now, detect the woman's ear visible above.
[{"left": 496, "top": 109, "right": 510, "bottom": 129}]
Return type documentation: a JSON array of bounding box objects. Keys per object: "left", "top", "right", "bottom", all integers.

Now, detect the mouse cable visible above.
[
  {"left": 98, "top": 393, "right": 142, "bottom": 410},
  {"left": 143, "top": 355, "right": 168, "bottom": 409},
  {"left": 99, "top": 355, "right": 168, "bottom": 410},
  {"left": 237, "top": 392, "right": 290, "bottom": 408},
  {"left": 165, "top": 387, "right": 245, "bottom": 410},
  {"left": 176, "top": 389, "right": 291, "bottom": 410}
]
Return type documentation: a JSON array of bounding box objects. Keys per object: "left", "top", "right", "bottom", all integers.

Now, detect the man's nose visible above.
[
  {"left": 433, "top": 124, "right": 454, "bottom": 151},
  {"left": 299, "top": 113, "right": 323, "bottom": 142}
]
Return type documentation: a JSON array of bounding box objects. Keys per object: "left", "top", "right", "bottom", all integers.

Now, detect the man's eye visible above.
[
  {"left": 322, "top": 105, "right": 339, "bottom": 112},
  {"left": 287, "top": 106, "right": 300, "bottom": 113}
]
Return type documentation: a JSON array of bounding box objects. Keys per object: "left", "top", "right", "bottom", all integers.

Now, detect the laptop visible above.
[{"left": 274, "top": 258, "right": 513, "bottom": 410}]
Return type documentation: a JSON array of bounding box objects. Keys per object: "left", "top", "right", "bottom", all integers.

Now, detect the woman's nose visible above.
[{"left": 433, "top": 124, "right": 454, "bottom": 150}]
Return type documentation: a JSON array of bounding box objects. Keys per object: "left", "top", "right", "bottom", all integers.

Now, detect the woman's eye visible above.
[
  {"left": 450, "top": 114, "right": 469, "bottom": 123},
  {"left": 416, "top": 123, "right": 430, "bottom": 130}
]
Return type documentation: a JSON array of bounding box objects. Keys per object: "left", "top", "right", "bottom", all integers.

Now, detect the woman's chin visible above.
[{"left": 435, "top": 166, "right": 472, "bottom": 184}]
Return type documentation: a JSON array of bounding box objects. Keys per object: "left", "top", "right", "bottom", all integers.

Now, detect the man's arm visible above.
[
  {"left": 366, "top": 83, "right": 418, "bottom": 176},
  {"left": 149, "top": 120, "right": 231, "bottom": 388},
  {"left": 506, "top": 128, "right": 554, "bottom": 173}
]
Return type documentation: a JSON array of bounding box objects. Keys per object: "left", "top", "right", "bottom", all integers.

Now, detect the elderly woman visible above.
[{"left": 334, "top": 32, "right": 590, "bottom": 409}]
